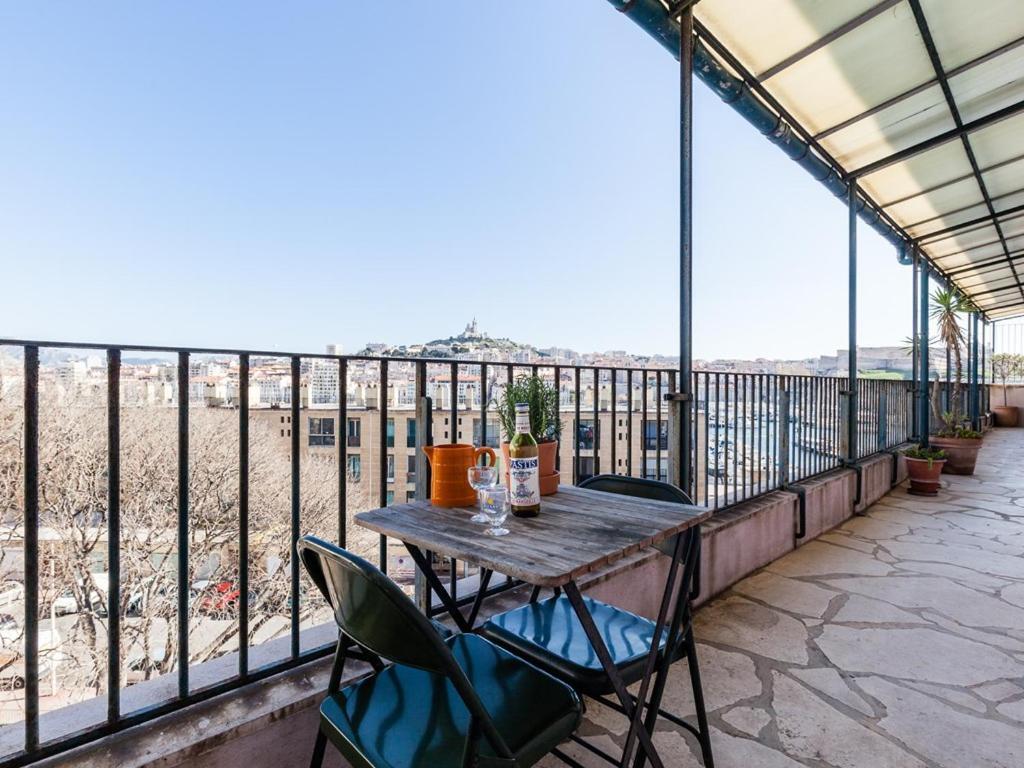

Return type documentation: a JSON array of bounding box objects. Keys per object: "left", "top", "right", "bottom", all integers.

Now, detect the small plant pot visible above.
[
  {"left": 992, "top": 406, "right": 1020, "bottom": 427},
  {"left": 929, "top": 435, "right": 982, "bottom": 475},
  {"left": 502, "top": 440, "right": 560, "bottom": 496},
  {"left": 905, "top": 456, "right": 945, "bottom": 496}
]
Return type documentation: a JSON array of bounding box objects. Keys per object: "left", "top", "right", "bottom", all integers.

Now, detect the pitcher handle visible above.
[{"left": 475, "top": 446, "right": 497, "bottom": 467}]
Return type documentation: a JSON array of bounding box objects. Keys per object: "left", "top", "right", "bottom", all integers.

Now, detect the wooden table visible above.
[{"left": 356, "top": 484, "right": 711, "bottom": 768}]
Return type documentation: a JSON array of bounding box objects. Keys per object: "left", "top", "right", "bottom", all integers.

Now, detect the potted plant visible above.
[
  {"left": 496, "top": 374, "right": 561, "bottom": 495},
  {"left": 927, "top": 288, "right": 983, "bottom": 474},
  {"left": 990, "top": 352, "right": 1022, "bottom": 427},
  {"left": 903, "top": 445, "right": 946, "bottom": 496}
]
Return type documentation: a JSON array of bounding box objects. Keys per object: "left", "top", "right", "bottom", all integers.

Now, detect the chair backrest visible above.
[
  {"left": 579, "top": 474, "right": 693, "bottom": 556},
  {"left": 578, "top": 474, "right": 701, "bottom": 597},
  {"left": 297, "top": 536, "right": 456, "bottom": 674}
]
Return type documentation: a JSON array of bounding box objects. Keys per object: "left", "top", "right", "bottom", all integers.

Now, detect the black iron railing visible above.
[{"left": 0, "top": 337, "right": 927, "bottom": 765}]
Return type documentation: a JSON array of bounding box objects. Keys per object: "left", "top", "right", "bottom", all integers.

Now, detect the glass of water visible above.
[
  {"left": 480, "top": 487, "right": 510, "bottom": 537},
  {"left": 467, "top": 465, "right": 498, "bottom": 523}
]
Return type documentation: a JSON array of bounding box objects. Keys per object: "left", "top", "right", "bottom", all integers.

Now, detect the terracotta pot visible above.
[
  {"left": 502, "top": 440, "right": 560, "bottom": 496},
  {"left": 992, "top": 405, "right": 1020, "bottom": 427},
  {"left": 904, "top": 456, "right": 945, "bottom": 496},
  {"left": 928, "top": 435, "right": 982, "bottom": 475},
  {"left": 423, "top": 444, "right": 496, "bottom": 507}
]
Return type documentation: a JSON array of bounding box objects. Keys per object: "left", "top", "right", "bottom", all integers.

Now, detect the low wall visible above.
[
  {"left": 589, "top": 449, "right": 908, "bottom": 615},
  {"left": 42, "top": 450, "right": 910, "bottom": 768},
  {"left": 989, "top": 384, "right": 1024, "bottom": 415}
]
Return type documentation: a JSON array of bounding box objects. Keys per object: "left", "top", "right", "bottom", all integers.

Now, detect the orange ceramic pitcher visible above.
[{"left": 422, "top": 444, "right": 496, "bottom": 507}]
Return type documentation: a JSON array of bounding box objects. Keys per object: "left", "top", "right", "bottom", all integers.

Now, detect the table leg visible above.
[
  {"left": 404, "top": 544, "right": 473, "bottom": 633},
  {"left": 561, "top": 582, "right": 665, "bottom": 768}
]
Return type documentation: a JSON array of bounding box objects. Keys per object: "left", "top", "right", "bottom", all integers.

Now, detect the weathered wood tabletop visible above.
[{"left": 355, "top": 485, "right": 710, "bottom": 587}]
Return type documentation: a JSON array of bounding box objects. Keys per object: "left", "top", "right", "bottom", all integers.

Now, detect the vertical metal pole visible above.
[
  {"left": 177, "top": 352, "right": 189, "bottom": 697},
  {"left": 626, "top": 369, "right": 633, "bottom": 477},
  {"left": 610, "top": 369, "right": 617, "bottom": 473},
  {"left": 106, "top": 349, "right": 121, "bottom": 722},
  {"left": 678, "top": 5, "right": 694, "bottom": 495},
  {"left": 290, "top": 356, "right": 300, "bottom": 658},
  {"left": 981, "top": 320, "right": 987, "bottom": 418},
  {"left": 413, "top": 362, "right": 432, "bottom": 614},
  {"left": 479, "top": 362, "right": 488, "bottom": 449},
  {"left": 378, "top": 359, "right": 388, "bottom": 570},
  {"left": 779, "top": 388, "right": 790, "bottom": 485},
  {"left": 24, "top": 346, "right": 39, "bottom": 753},
  {"left": 574, "top": 367, "right": 581, "bottom": 484},
  {"left": 911, "top": 248, "right": 919, "bottom": 439},
  {"left": 593, "top": 369, "right": 600, "bottom": 476},
  {"left": 919, "top": 262, "right": 931, "bottom": 444},
  {"left": 338, "top": 358, "right": 347, "bottom": 547},
  {"left": 971, "top": 312, "right": 980, "bottom": 428},
  {"left": 847, "top": 181, "right": 858, "bottom": 463},
  {"left": 238, "top": 354, "right": 249, "bottom": 677}
]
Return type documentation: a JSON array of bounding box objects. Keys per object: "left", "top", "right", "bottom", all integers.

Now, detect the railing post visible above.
[
  {"left": 778, "top": 387, "right": 791, "bottom": 486},
  {"left": 666, "top": 372, "right": 682, "bottom": 489},
  {"left": 677, "top": 2, "right": 694, "bottom": 495},
  {"left": 878, "top": 389, "right": 888, "bottom": 451},
  {"left": 413, "top": 362, "right": 433, "bottom": 614},
  {"left": 847, "top": 180, "right": 858, "bottom": 463},
  {"left": 918, "top": 258, "right": 931, "bottom": 445},
  {"left": 839, "top": 390, "right": 850, "bottom": 460}
]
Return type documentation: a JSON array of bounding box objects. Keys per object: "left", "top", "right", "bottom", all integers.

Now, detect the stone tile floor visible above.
[{"left": 540, "top": 429, "right": 1024, "bottom": 768}]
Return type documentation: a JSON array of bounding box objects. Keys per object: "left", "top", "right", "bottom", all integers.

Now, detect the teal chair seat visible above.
[
  {"left": 479, "top": 595, "right": 681, "bottom": 697},
  {"left": 320, "top": 633, "right": 580, "bottom": 768}
]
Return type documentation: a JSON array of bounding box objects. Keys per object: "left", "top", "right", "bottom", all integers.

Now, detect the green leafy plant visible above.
[
  {"left": 495, "top": 375, "right": 560, "bottom": 444},
  {"left": 903, "top": 444, "right": 946, "bottom": 467},
  {"left": 930, "top": 288, "right": 976, "bottom": 436},
  {"left": 991, "top": 353, "right": 1023, "bottom": 407}
]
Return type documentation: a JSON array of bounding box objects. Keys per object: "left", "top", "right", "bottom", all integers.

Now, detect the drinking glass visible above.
[
  {"left": 467, "top": 465, "right": 498, "bottom": 523},
  {"left": 480, "top": 487, "right": 510, "bottom": 537}
]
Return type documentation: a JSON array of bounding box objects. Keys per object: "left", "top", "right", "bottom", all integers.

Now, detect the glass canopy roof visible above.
[{"left": 692, "top": 0, "right": 1024, "bottom": 319}]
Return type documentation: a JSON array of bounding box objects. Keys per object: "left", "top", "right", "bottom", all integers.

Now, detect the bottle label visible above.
[
  {"left": 515, "top": 411, "right": 531, "bottom": 434},
  {"left": 509, "top": 456, "right": 540, "bottom": 507}
]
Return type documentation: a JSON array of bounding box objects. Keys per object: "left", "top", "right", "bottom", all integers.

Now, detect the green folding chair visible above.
[
  {"left": 298, "top": 535, "right": 582, "bottom": 768},
  {"left": 478, "top": 475, "right": 713, "bottom": 767}
]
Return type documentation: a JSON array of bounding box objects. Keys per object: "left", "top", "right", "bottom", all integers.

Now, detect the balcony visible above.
[{"left": 4, "top": 0, "right": 1024, "bottom": 764}]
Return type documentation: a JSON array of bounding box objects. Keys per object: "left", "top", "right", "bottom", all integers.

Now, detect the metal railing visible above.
[{"left": 0, "top": 336, "right": 925, "bottom": 766}]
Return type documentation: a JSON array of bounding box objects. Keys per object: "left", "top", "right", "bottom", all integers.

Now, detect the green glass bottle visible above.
[{"left": 508, "top": 402, "right": 540, "bottom": 517}]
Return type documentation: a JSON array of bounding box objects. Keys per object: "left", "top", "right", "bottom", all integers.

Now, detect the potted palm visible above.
[
  {"left": 928, "top": 288, "right": 983, "bottom": 474},
  {"left": 496, "top": 375, "right": 561, "bottom": 495},
  {"left": 991, "top": 352, "right": 1022, "bottom": 427},
  {"left": 903, "top": 445, "right": 946, "bottom": 496}
]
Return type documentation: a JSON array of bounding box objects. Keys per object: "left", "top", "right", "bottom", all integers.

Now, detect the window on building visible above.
[
  {"left": 406, "top": 490, "right": 415, "bottom": 502},
  {"left": 578, "top": 456, "right": 595, "bottom": 481},
  {"left": 643, "top": 420, "right": 668, "bottom": 451},
  {"left": 308, "top": 417, "right": 335, "bottom": 447},
  {"left": 347, "top": 455, "right": 361, "bottom": 482},
  {"left": 406, "top": 418, "right": 417, "bottom": 448},
  {"left": 387, "top": 454, "right": 395, "bottom": 483},
  {"left": 644, "top": 458, "right": 667, "bottom": 482},
  {"left": 347, "top": 418, "right": 361, "bottom": 447},
  {"left": 386, "top": 418, "right": 395, "bottom": 448},
  {"left": 472, "top": 418, "right": 502, "bottom": 448},
  {"left": 386, "top": 490, "right": 395, "bottom": 506},
  {"left": 577, "top": 419, "right": 595, "bottom": 450},
  {"left": 407, "top": 454, "right": 417, "bottom": 483}
]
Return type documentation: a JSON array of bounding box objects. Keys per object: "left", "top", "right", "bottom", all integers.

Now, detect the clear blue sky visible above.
[{"left": 0, "top": 2, "right": 918, "bottom": 360}]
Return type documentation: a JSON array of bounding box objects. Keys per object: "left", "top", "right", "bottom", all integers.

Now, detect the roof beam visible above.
[
  {"left": 814, "top": 33, "right": 1024, "bottom": 141},
  {"left": 757, "top": 0, "right": 901, "bottom": 81},
  {"left": 849, "top": 97, "right": 1024, "bottom": 179},
  {"left": 905, "top": 0, "right": 1024, "bottom": 306},
  {"left": 945, "top": 247, "right": 1024, "bottom": 277},
  {"left": 914, "top": 203, "right": 1024, "bottom": 244}
]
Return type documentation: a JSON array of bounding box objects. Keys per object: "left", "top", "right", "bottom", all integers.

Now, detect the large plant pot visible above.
[
  {"left": 992, "top": 405, "right": 1020, "bottom": 427},
  {"left": 502, "top": 440, "right": 560, "bottom": 496},
  {"left": 904, "top": 456, "right": 945, "bottom": 496},
  {"left": 929, "top": 436, "right": 982, "bottom": 475}
]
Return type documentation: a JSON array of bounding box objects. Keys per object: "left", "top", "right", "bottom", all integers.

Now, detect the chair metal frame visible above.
[{"left": 298, "top": 536, "right": 523, "bottom": 768}]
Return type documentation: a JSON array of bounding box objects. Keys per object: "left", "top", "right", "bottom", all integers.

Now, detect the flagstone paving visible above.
[{"left": 539, "top": 428, "right": 1024, "bottom": 768}]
